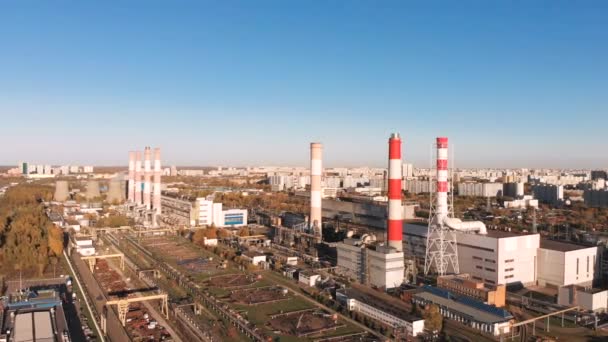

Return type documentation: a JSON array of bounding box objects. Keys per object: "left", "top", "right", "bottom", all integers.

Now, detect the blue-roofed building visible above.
[{"left": 413, "top": 285, "right": 514, "bottom": 336}]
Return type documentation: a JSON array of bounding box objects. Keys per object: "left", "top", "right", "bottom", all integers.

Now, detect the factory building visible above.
[
  {"left": 537, "top": 240, "right": 599, "bottom": 288},
  {"left": 160, "top": 194, "right": 248, "bottom": 227},
  {"left": 437, "top": 274, "right": 506, "bottom": 307},
  {"left": 458, "top": 182, "right": 504, "bottom": 197},
  {"left": 405, "top": 222, "right": 601, "bottom": 288},
  {"left": 558, "top": 286, "right": 608, "bottom": 312},
  {"left": 336, "top": 288, "right": 425, "bottom": 337},
  {"left": 531, "top": 183, "right": 563, "bottom": 205},
  {"left": 503, "top": 196, "right": 538, "bottom": 209},
  {"left": 0, "top": 287, "right": 72, "bottom": 342},
  {"left": 412, "top": 286, "right": 513, "bottom": 336}
]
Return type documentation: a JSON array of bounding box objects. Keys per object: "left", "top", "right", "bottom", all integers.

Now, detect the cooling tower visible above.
[
  {"left": 54, "top": 181, "right": 69, "bottom": 202},
  {"left": 107, "top": 180, "right": 124, "bottom": 203},
  {"left": 86, "top": 180, "right": 101, "bottom": 199}
]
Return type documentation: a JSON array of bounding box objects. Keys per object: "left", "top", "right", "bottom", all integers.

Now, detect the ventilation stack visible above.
[
  {"left": 107, "top": 180, "right": 124, "bottom": 204},
  {"left": 86, "top": 180, "right": 101, "bottom": 200},
  {"left": 387, "top": 133, "right": 403, "bottom": 252},
  {"left": 135, "top": 151, "right": 142, "bottom": 204},
  {"left": 143, "top": 147, "right": 152, "bottom": 209},
  {"left": 436, "top": 137, "right": 449, "bottom": 224},
  {"left": 54, "top": 181, "right": 69, "bottom": 202},
  {"left": 310, "top": 142, "right": 323, "bottom": 242},
  {"left": 128, "top": 151, "right": 135, "bottom": 202},
  {"left": 153, "top": 147, "right": 162, "bottom": 215}
]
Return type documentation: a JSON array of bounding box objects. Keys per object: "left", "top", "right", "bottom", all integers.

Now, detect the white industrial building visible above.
[
  {"left": 336, "top": 288, "right": 424, "bottom": 337},
  {"left": 404, "top": 223, "right": 600, "bottom": 288},
  {"left": 558, "top": 286, "right": 608, "bottom": 312},
  {"left": 503, "top": 196, "right": 539, "bottom": 209},
  {"left": 298, "top": 271, "right": 321, "bottom": 287},
  {"left": 537, "top": 240, "right": 599, "bottom": 288},
  {"left": 336, "top": 236, "right": 405, "bottom": 289}
]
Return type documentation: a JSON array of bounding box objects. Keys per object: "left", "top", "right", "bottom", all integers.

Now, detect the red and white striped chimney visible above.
[
  {"left": 436, "top": 137, "right": 449, "bottom": 223},
  {"left": 310, "top": 142, "right": 323, "bottom": 242},
  {"left": 387, "top": 133, "right": 403, "bottom": 252},
  {"left": 128, "top": 151, "right": 135, "bottom": 202},
  {"left": 143, "top": 147, "right": 152, "bottom": 209},
  {"left": 153, "top": 147, "right": 161, "bottom": 215},
  {"left": 135, "top": 151, "right": 142, "bottom": 204}
]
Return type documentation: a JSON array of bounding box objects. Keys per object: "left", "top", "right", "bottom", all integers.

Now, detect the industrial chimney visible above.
[
  {"left": 128, "top": 151, "right": 135, "bottom": 202},
  {"left": 387, "top": 133, "right": 403, "bottom": 252},
  {"left": 135, "top": 151, "right": 142, "bottom": 204},
  {"left": 143, "top": 147, "right": 152, "bottom": 209},
  {"left": 310, "top": 142, "right": 323, "bottom": 242},
  {"left": 436, "top": 137, "right": 449, "bottom": 224},
  {"left": 153, "top": 147, "right": 161, "bottom": 215}
]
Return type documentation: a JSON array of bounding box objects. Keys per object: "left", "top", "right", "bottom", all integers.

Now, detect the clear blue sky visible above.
[{"left": 1, "top": 1, "right": 606, "bottom": 168}]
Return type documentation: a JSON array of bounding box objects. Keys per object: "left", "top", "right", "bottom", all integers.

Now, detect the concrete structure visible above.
[
  {"left": 336, "top": 236, "right": 404, "bottom": 289},
  {"left": 387, "top": 133, "right": 403, "bottom": 252},
  {"left": 558, "top": 285, "right": 608, "bottom": 312},
  {"left": 1, "top": 287, "right": 71, "bottom": 342},
  {"left": 407, "top": 223, "right": 539, "bottom": 286},
  {"left": 310, "top": 142, "right": 323, "bottom": 242},
  {"left": 336, "top": 288, "right": 424, "bottom": 337},
  {"left": 458, "top": 182, "right": 504, "bottom": 197},
  {"left": 143, "top": 147, "right": 152, "bottom": 209},
  {"left": 128, "top": 151, "right": 135, "bottom": 201},
  {"left": 134, "top": 150, "right": 142, "bottom": 204},
  {"left": 54, "top": 180, "right": 69, "bottom": 202},
  {"left": 532, "top": 183, "right": 563, "bottom": 205},
  {"left": 107, "top": 179, "right": 124, "bottom": 203},
  {"left": 153, "top": 148, "right": 162, "bottom": 215},
  {"left": 161, "top": 195, "right": 248, "bottom": 227},
  {"left": 242, "top": 251, "right": 266, "bottom": 265},
  {"left": 503, "top": 182, "right": 525, "bottom": 198},
  {"left": 298, "top": 271, "right": 321, "bottom": 287},
  {"left": 437, "top": 274, "right": 506, "bottom": 307},
  {"left": 72, "top": 236, "right": 96, "bottom": 256},
  {"left": 537, "top": 240, "right": 599, "bottom": 288},
  {"left": 85, "top": 180, "right": 101, "bottom": 199},
  {"left": 412, "top": 286, "right": 513, "bottom": 336},
  {"left": 503, "top": 196, "right": 539, "bottom": 209},
  {"left": 584, "top": 189, "right": 608, "bottom": 208}
]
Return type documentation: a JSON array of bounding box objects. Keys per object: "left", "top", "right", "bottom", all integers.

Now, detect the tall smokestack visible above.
[
  {"left": 128, "top": 151, "right": 135, "bottom": 202},
  {"left": 387, "top": 133, "right": 403, "bottom": 252},
  {"left": 153, "top": 147, "right": 161, "bottom": 215},
  {"left": 436, "top": 137, "right": 449, "bottom": 224},
  {"left": 310, "top": 142, "right": 323, "bottom": 242},
  {"left": 135, "top": 151, "right": 142, "bottom": 204},
  {"left": 143, "top": 147, "right": 151, "bottom": 209}
]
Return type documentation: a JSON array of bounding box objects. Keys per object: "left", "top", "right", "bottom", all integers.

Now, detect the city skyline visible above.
[{"left": 1, "top": 2, "right": 606, "bottom": 168}]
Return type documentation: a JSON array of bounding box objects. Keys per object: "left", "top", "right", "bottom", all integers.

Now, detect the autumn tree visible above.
[
  {"left": 422, "top": 304, "right": 443, "bottom": 332},
  {"left": 48, "top": 226, "right": 64, "bottom": 256}
]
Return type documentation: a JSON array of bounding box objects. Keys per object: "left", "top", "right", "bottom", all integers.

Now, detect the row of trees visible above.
[{"left": 0, "top": 184, "right": 64, "bottom": 277}]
